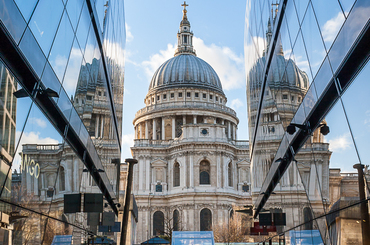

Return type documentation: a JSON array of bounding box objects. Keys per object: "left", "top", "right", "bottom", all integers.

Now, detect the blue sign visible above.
[
  {"left": 51, "top": 235, "right": 72, "bottom": 245},
  {"left": 99, "top": 222, "right": 121, "bottom": 232},
  {"left": 289, "top": 230, "right": 324, "bottom": 245}
]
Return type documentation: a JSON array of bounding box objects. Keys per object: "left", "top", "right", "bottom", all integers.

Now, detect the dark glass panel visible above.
[
  {"left": 0, "top": 0, "right": 27, "bottom": 44},
  {"left": 19, "top": 28, "right": 46, "bottom": 78}
]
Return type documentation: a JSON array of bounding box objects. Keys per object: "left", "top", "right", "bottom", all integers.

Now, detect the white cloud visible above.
[
  {"left": 230, "top": 98, "right": 243, "bottom": 110},
  {"left": 322, "top": 12, "right": 345, "bottom": 43},
  {"left": 13, "top": 131, "right": 60, "bottom": 171},
  {"left": 28, "top": 117, "right": 47, "bottom": 128},
  {"left": 142, "top": 43, "right": 176, "bottom": 79},
  {"left": 328, "top": 133, "right": 351, "bottom": 151},
  {"left": 125, "top": 23, "right": 134, "bottom": 42},
  {"left": 122, "top": 133, "right": 134, "bottom": 146},
  {"left": 140, "top": 37, "right": 245, "bottom": 91},
  {"left": 193, "top": 37, "right": 245, "bottom": 91}
]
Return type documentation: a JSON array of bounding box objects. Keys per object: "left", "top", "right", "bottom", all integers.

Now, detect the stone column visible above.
[
  {"left": 162, "top": 117, "right": 165, "bottom": 140},
  {"left": 193, "top": 115, "right": 197, "bottom": 124},
  {"left": 100, "top": 116, "right": 104, "bottom": 138},
  {"left": 95, "top": 116, "right": 100, "bottom": 138},
  {"left": 233, "top": 124, "right": 236, "bottom": 140},
  {"left": 216, "top": 153, "right": 221, "bottom": 188},
  {"left": 190, "top": 155, "right": 194, "bottom": 188},
  {"left": 214, "top": 117, "right": 217, "bottom": 124},
  {"left": 172, "top": 117, "right": 176, "bottom": 139},
  {"left": 139, "top": 157, "right": 144, "bottom": 191},
  {"left": 153, "top": 118, "right": 157, "bottom": 140},
  {"left": 183, "top": 115, "right": 186, "bottom": 125},
  {"left": 227, "top": 121, "right": 231, "bottom": 139},
  {"left": 145, "top": 121, "right": 148, "bottom": 139},
  {"left": 146, "top": 158, "right": 150, "bottom": 192}
]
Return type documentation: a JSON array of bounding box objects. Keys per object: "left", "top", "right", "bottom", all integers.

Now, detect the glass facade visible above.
[
  {"left": 0, "top": 0, "right": 125, "bottom": 243},
  {"left": 245, "top": 0, "right": 370, "bottom": 244}
]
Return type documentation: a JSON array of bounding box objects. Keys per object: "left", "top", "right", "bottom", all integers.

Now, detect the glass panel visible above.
[
  {"left": 311, "top": 0, "right": 345, "bottom": 51},
  {"left": 328, "top": 0, "right": 370, "bottom": 72},
  {"left": 292, "top": 31, "right": 313, "bottom": 83},
  {"left": 313, "top": 57, "right": 334, "bottom": 98},
  {"left": 62, "top": 38, "right": 84, "bottom": 98},
  {"left": 19, "top": 28, "right": 46, "bottom": 78},
  {"left": 0, "top": 0, "right": 27, "bottom": 44},
  {"left": 14, "top": 0, "right": 38, "bottom": 23},
  {"left": 339, "top": 0, "right": 356, "bottom": 16},
  {"left": 293, "top": 0, "right": 309, "bottom": 24},
  {"left": 300, "top": 3, "right": 327, "bottom": 78},
  {"left": 75, "top": 3, "right": 91, "bottom": 51},
  {"left": 48, "top": 11, "right": 74, "bottom": 81},
  {"left": 29, "top": 0, "right": 64, "bottom": 56},
  {"left": 341, "top": 61, "right": 370, "bottom": 171},
  {"left": 41, "top": 62, "right": 62, "bottom": 103},
  {"left": 285, "top": 0, "right": 300, "bottom": 46},
  {"left": 66, "top": 0, "right": 84, "bottom": 31}
]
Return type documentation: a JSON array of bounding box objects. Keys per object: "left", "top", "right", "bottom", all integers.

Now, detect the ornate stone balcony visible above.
[{"left": 135, "top": 101, "right": 236, "bottom": 118}]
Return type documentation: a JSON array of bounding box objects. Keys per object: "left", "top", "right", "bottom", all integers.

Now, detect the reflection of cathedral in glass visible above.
[{"left": 247, "top": 7, "right": 330, "bottom": 234}]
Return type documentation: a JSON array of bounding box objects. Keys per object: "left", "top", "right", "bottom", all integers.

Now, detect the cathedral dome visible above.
[
  {"left": 148, "top": 54, "right": 224, "bottom": 94},
  {"left": 248, "top": 53, "right": 309, "bottom": 91}
]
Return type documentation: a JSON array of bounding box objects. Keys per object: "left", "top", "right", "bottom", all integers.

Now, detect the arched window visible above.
[
  {"left": 199, "top": 160, "right": 210, "bottom": 185},
  {"left": 303, "top": 207, "right": 313, "bottom": 230},
  {"left": 173, "top": 210, "right": 179, "bottom": 231},
  {"left": 153, "top": 211, "right": 164, "bottom": 235},
  {"left": 200, "top": 208, "right": 212, "bottom": 231},
  {"left": 59, "top": 166, "right": 65, "bottom": 191},
  {"left": 228, "top": 162, "right": 233, "bottom": 187},
  {"left": 174, "top": 162, "right": 180, "bottom": 187}
]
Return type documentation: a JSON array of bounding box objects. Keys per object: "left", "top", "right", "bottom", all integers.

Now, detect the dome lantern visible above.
[{"left": 175, "top": 1, "right": 196, "bottom": 56}]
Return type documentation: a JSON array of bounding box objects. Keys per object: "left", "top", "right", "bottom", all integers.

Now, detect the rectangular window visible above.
[
  {"left": 210, "top": 95, "right": 213, "bottom": 100},
  {"left": 282, "top": 94, "right": 288, "bottom": 100},
  {"left": 195, "top": 92, "right": 199, "bottom": 98},
  {"left": 216, "top": 96, "right": 218, "bottom": 101},
  {"left": 157, "top": 95, "right": 160, "bottom": 101},
  {"left": 86, "top": 95, "right": 92, "bottom": 100},
  {"left": 298, "top": 97, "right": 301, "bottom": 102},
  {"left": 163, "top": 94, "right": 167, "bottom": 99},
  {"left": 152, "top": 97, "right": 154, "bottom": 102},
  {"left": 203, "top": 93, "right": 206, "bottom": 99},
  {"left": 220, "top": 98, "right": 223, "bottom": 103},
  {"left": 291, "top": 96, "right": 294, "bottom": 102},
  {"left": 171, "top": 93, "right": 174, "bottom": 98},
  {"left": 178, "top": 92, "right": 182, "bottom": 97},
  {"left": 187, "top": 92, "right": 191, "bottom": 97}
]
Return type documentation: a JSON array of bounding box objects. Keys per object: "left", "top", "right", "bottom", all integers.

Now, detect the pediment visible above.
[
  {"left": 151, "top": 158, "right": 167, "bottom": 167},
  {"left": 236, "top": 159, "right": 250, "bottom": 167}
]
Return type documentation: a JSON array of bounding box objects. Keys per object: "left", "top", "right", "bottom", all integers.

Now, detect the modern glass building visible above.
[
  {"left": 245, "top": 0, "right": 370, "bottom": 244},
  {"left": 0, "top": 0, "right": 126, "bottom": 243}
]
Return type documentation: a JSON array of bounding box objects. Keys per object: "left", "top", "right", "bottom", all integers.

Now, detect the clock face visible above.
[{"left": 201, "top": 129, "right": 208, "bottom": 135}]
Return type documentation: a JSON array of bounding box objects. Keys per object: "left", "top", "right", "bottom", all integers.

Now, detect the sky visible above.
[{"left": 121, "top": 1, "right": 248, "bottom": 159}]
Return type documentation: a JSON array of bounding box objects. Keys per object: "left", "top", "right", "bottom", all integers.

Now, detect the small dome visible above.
[
  {"left": 248, "top": 54, "right": 309, "bottom": 91},
  {"left": 148, "top": 54, "right": 224, "bottom": 94}
]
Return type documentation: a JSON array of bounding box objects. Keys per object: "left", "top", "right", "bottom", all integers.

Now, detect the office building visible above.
[{"left": 245, "top": 0, "right": 370, "bottom": 244}]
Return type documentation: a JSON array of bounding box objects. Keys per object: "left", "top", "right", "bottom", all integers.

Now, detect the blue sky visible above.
[{"left": 121, "top": 0, "right": 249, "bottom": 158}]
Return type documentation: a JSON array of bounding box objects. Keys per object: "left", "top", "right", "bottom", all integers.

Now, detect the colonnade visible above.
[{"left": 134, "top": 115, "right": 237, "bottom": 140}]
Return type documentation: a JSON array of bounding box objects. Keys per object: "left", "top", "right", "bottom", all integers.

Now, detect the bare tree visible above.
[
  {"left": 213, "top": 212, "right": 251, "bottom": 243},
  {"left": 12, "top": 185, "right": 71, "bottom": 245}
]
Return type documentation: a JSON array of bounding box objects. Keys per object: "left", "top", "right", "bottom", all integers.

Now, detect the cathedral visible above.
[{"left": 131, "top": 3, "right": 250, "bottom": 243}]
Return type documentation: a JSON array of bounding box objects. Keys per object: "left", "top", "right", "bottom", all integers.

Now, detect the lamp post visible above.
[
  {"left": 120, "top": 158, "right": 138, "bottom": 245},
  {"left": 353, "top": 164, "right": 370, "bottom": 244}
]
